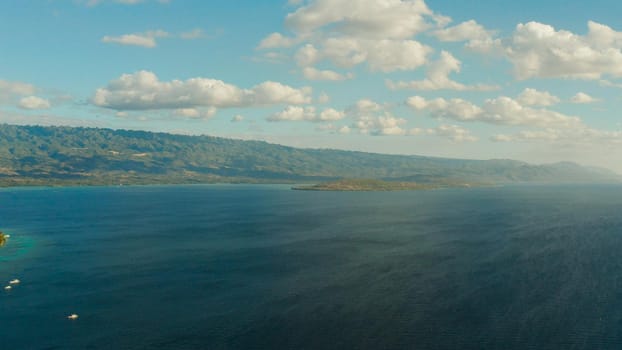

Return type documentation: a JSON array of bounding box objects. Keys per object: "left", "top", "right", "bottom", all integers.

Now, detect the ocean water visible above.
[{"left": 2, "top": 184, "right": 622, "bottom": 349}]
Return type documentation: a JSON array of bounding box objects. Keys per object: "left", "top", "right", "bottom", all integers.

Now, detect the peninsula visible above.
[
  {"left": 293, "top": 179, "right": 475, "bottom": 192},
  {"left": 292, "top": 179, "right": 440, "bottom": 191}
]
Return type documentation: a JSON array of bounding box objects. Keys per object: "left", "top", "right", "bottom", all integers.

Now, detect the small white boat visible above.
[
  {"left": 4, "top": 235, "right": 10, "bottom": 238},
  {"left": 67, "top": 314, "right": 79, "bottom": 320},
  {"left": 9, "top": 279, "right": 20, "bottom": 285},
  {"left": 4, "top": 286, "right": 11, "bottom": 290}
]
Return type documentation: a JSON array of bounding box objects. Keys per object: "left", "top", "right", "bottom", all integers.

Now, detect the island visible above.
[
  {"left": 292, "top": 179, "right": 477, "bottom": 192},
  {"left": 0, "top": 232, "right": 7, "bottom": 247},
  {"left": 0, "top": 125, "right": 619, "bottom": 188}
]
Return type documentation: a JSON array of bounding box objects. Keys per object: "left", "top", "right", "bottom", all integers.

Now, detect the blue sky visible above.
[{"left": 2, "top": 0, "right": 622, "bottom": 171}]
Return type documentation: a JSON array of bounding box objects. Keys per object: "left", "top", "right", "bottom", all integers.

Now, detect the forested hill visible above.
[{"left": 0, "top": 124, "right": 618, "bottom": 186}]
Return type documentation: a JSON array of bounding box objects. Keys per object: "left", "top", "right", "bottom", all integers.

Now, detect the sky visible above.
[{"left": 2, "top": 1, "right": 622, "bottom": 171}]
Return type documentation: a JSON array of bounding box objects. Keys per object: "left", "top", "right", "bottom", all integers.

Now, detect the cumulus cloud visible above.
[
  {"left": 505, "top": 21, "right": 622, "bottom": 80},
  {"left": 433, "top": 19, "right": 493, "bottom": 42},
  {"left": 571, "top": 92, "right": 600, "bottom": 104},
  {"left": 284, "top": 0, "right": 442, "bottom": 38},
  {"left": 516, "top": 88, "right": 560, "bottom": 106},
  {"left": 302, "top": 67, "right": 353, "bottom": 81},
  {"left": 408, "top": 94, "right": 582, "bottom": 128},
  {"left": 346, "top": 101, "right": 478, "bottom": 140},
  {"left": 345, "top": 99, "right": 408, "bottom": 135},
  {"left": 18, "top": 96, "right": 51, "bottom": 110},
  {"left": 387, "top": 51, "right": 499, "bottom": 91},
  {"left": 294, "top": 44, "right": 320, "bottom": 66},
  {"left": 0, "top": 80, "right": 36, "bottom": 103},
  {"left": 259, "top": 0, "right": 448, "bottom": 74},
  {"left": 432, "top": 19, "right": 500, "bottom": 52},
  {"left": 258, "top": 33, "right": 300, "bottom": 49},
  {"left": 316, "top": 37, "right": 432, "bottom": 72},
  {"left": 424, "top": 124, "right": 478, "bottom": 142},
  {"left": 268, "top": 106, "right": 345, "bottom": 122},
  {"left": 172, "top": 107, "right": 216, "bottom": 119},
  {"left": 298, "top": 98, "right": 479, "bottom": 141},
  {"left": 101, "top": 30, "right": 170, "bottom": 48},
  {"left": 92, "top": 70, "right": 312, "bottom": 111},
  {"left": 353, "top": 113, "right": 408, "bottom": 135}
]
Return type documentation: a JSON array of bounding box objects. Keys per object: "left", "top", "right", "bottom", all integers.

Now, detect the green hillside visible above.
[{"left": 0, "top": 124, "right": 618, "bottom": 186}]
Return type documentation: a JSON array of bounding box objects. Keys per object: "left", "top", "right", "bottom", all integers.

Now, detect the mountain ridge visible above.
[{"left": 0, "top": 124, "right": 618, "bottom": 187}]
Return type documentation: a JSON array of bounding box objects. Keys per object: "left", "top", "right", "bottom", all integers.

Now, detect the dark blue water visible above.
[{"left": 2, "top": 185, "right": 622, "bottom": 349}]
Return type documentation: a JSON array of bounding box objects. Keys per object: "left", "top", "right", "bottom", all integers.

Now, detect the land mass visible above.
[
  {"left": 0, "top": 124, "right": 619, "bottom": 187},
  {"left": 293, "top": 179, "right": 482, "bottom": 191}
]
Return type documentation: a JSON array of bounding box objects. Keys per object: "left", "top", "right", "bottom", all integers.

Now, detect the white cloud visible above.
[
  {"left": 516, "top": 88, "right": 560, "bottom": 106},
  {"left": 0, "top": 80, "right": 36, "bottom": 103},
  {"left": 490, "top": 134, "right": 513, "bottom": 142},
  {"left": 387, "top": 51, "right": 499, "bottom": 91},
  {"left": 295, "top": 44, "right": 320, "bottom": 66},
  {"left": 505, "top": 21, "right": 622, "bottom": 80},
  {"left": 319, "top": 108, "right": 346, "bottom": 121},
  {"left": 425, "top": 124, "right": 478, "bottom": 142},
  {"left": 433, "top": 20, "right": 492, "bottom": 42},
  {"left": 407, "top": 95, "right": 483, "bottom": 120},
  {"left": 18, "top": 96, "right": 51, "bottom": 110},
  {"left": 258, "top": 32, "right": 300, "bottom": 49},
  {"left": 172, "top": 107, "right": 216, "bottom": 119},
  {"left": 174, "top": 108, "right": 200, "bottom": 118},
  {"left": 0, "top": 80, "right": 35, "bottom": 97},
  {"left": 351, "top": 99, "right": 383, "bottom": 113},
  {"left": 268, "top": 106, "right": 345, "bottom": 122},
  {"left": 408, "top": 95, "right": 582, "bottom": 129},
  {"left": 101, "top": 30, "right": 170, "bottom": 48},
  {"left": 251, "top": 81, "right": 312, "bottom": 105},
  {"left": 285, "top": 0, "right": 440, "bottom": 39},
  {"left": 346, "top": 99, "right": 407, "bottom": 135},
  {"left": 353, "top": 113, "right": 408, "bottom": 135},
  {"left": 269, "top": 106, "right": 315, "bottom": 121},
  {"left": 338, "top": 125, "right": 351, "bottom": 134},
  {"left": 432, "top": 19, "right": 500, "bottom": 52},
  {"left": 231, "top": 115, "right": 244, "bottom": 122},
  {"left": 571, "top": 92, "right": 600, "bottom": 104},
  {"left": 300, "top": 98, "right": 479, "bottom": 141},
  {"left": 262, "top": 0, "right": 448, "bottom": 74},
  {"left": 318, "top": 36, "right": 432, "bottom": 72},
  {"left": 302, "top": 67, "right": 352, "bottom": 81},
  {"left": 93, "top": 70, "right": 312, "bottom": 110}
]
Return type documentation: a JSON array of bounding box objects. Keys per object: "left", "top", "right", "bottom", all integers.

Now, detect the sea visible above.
[{"left": 2, "top": 184, "right": 622, "bottom": 349}]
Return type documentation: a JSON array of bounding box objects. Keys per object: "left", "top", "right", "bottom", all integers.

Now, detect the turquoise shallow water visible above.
[{"left": 2, "top": 184, "right": 622, "bottom": 349}]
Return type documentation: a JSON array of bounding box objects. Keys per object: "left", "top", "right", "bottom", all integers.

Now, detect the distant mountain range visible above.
[{"left": 0, "top": 124, "right": 618, "bottom": 187}]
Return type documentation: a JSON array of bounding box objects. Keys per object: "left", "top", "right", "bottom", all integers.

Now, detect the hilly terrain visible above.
[{"left": 0, "top": 124, "right": 618, "bottom": 187}]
